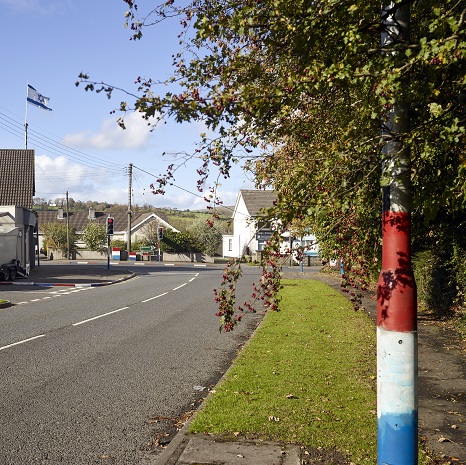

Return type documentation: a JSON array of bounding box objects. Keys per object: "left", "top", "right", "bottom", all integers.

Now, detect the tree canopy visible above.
[
  {"left": 40, "top": 222, "right": 78, "bottom": 255},
  {"left": 78, "top": 0, "right": 466, "bottom": 327},
  {"left": 81, "top": 222, "right": 108, "bottom": 253}
]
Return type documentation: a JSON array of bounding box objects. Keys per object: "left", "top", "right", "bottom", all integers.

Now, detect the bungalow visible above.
[{"left": 36, "top": 208, "right": 179, "bottom": 258}]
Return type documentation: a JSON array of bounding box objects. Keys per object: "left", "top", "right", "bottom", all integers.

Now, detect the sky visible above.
[{"left": 0, "top": 0, "right": 255, "bottom": 210}]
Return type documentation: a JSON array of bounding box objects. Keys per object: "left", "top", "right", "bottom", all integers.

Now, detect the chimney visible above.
[
  {"left": 88, "top": 208, "right": 96, "bottom": 220},
  {"left": 57, "top": 208, "right": 64, "bottom": 220}
]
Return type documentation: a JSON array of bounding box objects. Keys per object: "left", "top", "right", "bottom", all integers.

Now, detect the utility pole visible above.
[
  {"left": 378, "top": 3, "right": 417, "bottom": 464},
  {"left": 127, "top": 163, "right": 133, "bottom": 256},
  {"left": 66, "top": 191, "right": 70, "bottom": 260}
]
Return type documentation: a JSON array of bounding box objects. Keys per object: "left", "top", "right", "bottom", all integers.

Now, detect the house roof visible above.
[
  {"left": 36, "top": 209, "right": 175, "bottom": 233},
  {"left": 131, "top": 212, "right": 180, "bottom": 233},
  {"left": 237, "top": 190, "right": 276, "bottom": 217},
  {"left": 0, "top": 149, "right": 35, "bottom": 208}
]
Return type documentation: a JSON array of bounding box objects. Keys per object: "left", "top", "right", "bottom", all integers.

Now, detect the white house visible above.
[
  {"left": 223, "top": 189, "right": 276, "bottom": 258},
  {"left": 223, "top": 189, "right": 319, "bottom": 262}
]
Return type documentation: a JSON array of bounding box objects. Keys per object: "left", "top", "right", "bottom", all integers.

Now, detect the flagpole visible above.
[{"left": 25, "top": 82, "right": 29, "bottom": 149}]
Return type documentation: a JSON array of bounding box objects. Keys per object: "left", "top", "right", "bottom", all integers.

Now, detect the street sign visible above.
[{"left": 255, "top": 229, "right": 272, "bottom": 241}]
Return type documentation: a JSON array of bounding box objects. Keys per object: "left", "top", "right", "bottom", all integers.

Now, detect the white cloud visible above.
[
  {"left": 63, "top": 112, "right": 159, "bottom": 151},
  {"left": 35, "top": 154, "right": 128, "bottom": 203},
  {"left": 34, "top": 150, "right": 253, "bottom": 209}
]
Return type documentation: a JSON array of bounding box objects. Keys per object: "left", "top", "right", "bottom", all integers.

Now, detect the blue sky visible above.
[{"left": 0, "top": 0, "right": 254, "bottom": 209}]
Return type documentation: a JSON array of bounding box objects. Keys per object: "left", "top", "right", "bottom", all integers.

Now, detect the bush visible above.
[
  {"left": 413, "top": 249, "right": 456, "bottom": 317},
  {"left": 160, "top": 229, "right": 199, "bottom": 253},
  {"left": 132, "top": 239, "right": 149, "bottom": 251},
  {"left": 110, "top": 239, "right": 127, "bottom": 251}
]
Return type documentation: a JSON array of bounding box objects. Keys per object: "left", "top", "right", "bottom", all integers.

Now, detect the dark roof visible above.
[
  {"left": 239, "top": 190, "right": 276, "bottom": 217},
  {"left": 0, "top": 149, "right": 35, "bottom": 208},
  {"left": 36, "top": 210, "right": 172, "bottom": 233}
]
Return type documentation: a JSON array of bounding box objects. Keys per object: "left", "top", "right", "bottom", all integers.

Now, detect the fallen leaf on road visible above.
[{"left": 438, "top": 436, "right": 451, "bottom": 442}]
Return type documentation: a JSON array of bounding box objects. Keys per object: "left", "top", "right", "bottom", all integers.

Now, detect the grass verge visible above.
[{"left": 189, "top": 279, "right": 377, "bottom": 463}]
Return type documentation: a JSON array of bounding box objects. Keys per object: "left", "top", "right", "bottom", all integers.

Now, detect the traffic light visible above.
[
  {"left": 106, "top": 217, "right": 114, "bottom": 235},
  {"left": 157, "top": 226, "right": 163, "bottom": 240}
]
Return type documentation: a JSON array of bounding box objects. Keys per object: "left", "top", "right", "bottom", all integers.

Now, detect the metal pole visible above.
[
  {"left": 107, "top": 235, "right": 110, "bottom": 271},
  {"left": 378, "top": 3, "right": 417, "bottom": 464},
  {"left": 25, "top": 83, "right": 29, "bottom": 149},
  {"left": 127, "top": 163, "right": 132, "bottom": 256},
  {"left": 66, "top": 191, "right": 70, "bottom": 260}
]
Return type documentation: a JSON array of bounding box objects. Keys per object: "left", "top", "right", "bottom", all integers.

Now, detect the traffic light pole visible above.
[
  {"left": 378, "top": 3, "right": 417, "bottom": 464},
  {"left": 107, "top": 235, "right": 110, "bottom": 271}
]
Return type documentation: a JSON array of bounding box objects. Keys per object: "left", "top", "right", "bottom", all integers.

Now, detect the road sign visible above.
[{"left": 255, "top": 229, "right": 272, "bottom": 241}]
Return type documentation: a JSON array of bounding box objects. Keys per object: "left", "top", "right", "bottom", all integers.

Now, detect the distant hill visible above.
[
  {"left": 192, "top": 206, "right": 234, "bottom": 217},
  {"left": 33, "top": 198, "right": 234, "bottom": 233}
]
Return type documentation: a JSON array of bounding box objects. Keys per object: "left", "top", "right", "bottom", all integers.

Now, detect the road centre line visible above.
[
  {"left": 141, "top": 273, "right": 197, "bottom": 302},
  {"left": 72, "top": 307, "right": 129, "bottom": 327},
  {"left": 173, "top": 283, "right": 187, "bottom": 291},
  {"left": 0, "top": 334, "right": 45, "bottom": 352},
  {"left": 2, "top": 273, "right": 202, "bottom": 351},
  {"left": 141, "top": 292, "right": 168, "bottom": 303}
]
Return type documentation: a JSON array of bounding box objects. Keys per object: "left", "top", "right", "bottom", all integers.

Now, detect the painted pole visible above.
[{"left": 378, "top": 3, "right": 417, "bottom": 464}]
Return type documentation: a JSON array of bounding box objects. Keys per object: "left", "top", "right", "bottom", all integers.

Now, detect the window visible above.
[{"left": 228, "top": 239, "right": 233, "bottom": 251}]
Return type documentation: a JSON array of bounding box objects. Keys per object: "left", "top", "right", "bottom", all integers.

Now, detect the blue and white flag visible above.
[{"left": 27, "top": 84, "right": 52, "bottom": 111}]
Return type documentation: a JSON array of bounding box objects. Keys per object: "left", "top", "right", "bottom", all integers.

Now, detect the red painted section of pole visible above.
[{"left": 377, "top": 211, "right": 417, "bottom": 332}]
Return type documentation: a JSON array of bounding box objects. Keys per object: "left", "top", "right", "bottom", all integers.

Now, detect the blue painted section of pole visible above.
[{"left": 377, "top": 328, "right": 418, "bottom": 464}]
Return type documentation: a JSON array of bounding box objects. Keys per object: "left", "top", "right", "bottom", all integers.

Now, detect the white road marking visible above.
[
  {"left": 141, "top": 292, "right": 169, "bottom": 303},
  {"left": 0, "top": 334, "right": 45, "bottom": 351},
  {"left": 72, "top": 307, "right": 129, "bottom": 326},
  {"left": 173, "top": 283, "right": 187, "bottom": 291}
]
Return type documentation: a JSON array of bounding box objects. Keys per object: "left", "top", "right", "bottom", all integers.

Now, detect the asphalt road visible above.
[{"left": 0, "top": 265, "right": 264, "bottom": 464}]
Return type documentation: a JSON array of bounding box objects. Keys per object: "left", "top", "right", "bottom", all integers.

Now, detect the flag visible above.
[{"left": 27, "top": 84, "right": 52, "bottom": 111}]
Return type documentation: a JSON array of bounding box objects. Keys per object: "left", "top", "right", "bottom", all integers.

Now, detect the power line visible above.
[
  {"left": 0, "top": 107, "right": 126, "bottom": 172},
  {"left": 132, "top": 164, "right": 238, "bottom": 214}
]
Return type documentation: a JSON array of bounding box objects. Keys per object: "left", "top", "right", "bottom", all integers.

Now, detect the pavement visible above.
[
  {"left": 0, "top": 259, "right": 136, "bottom": 287},
  {"left": 2, "top": 262, "right": 465, "bottom": 464},
  {"left": 149, "top": 430, "right": 301, "bottom": 465}
]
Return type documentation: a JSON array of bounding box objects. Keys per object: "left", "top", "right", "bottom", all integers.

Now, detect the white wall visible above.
[
  {"left": 231, "top": 195, "right": 258, "bottom": 258},
  {"left": 0, "top": 206, "right": 36, "bottom": 269}
]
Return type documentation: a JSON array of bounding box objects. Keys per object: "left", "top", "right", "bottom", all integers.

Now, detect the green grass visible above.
[{"left": 189, "top": 279, "right": 378, "bottom": 463}]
